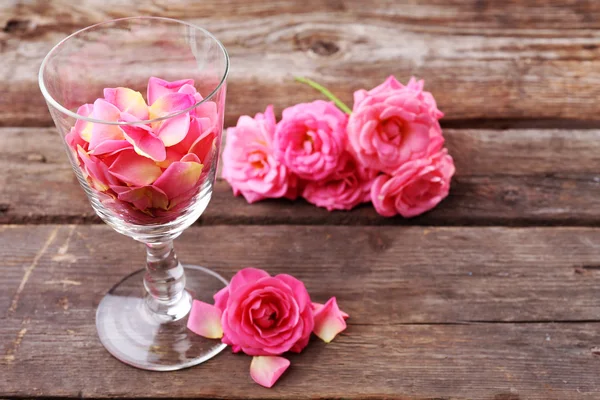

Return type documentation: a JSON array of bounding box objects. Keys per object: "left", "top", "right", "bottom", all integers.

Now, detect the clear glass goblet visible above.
[{"left": 38, "top": 17, "right": 229, "bottom": 371}]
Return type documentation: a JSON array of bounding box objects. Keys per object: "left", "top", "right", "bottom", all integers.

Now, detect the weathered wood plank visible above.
[
  {"left": 5, "top": 0, "right": 600, "bottom": 32},
  {"left": 2, "top": 1, "right": 600, "bottom": 126},
  {"left": 2, "top": 224, "right": 600, "bottom": 399},
  {"left": 3, "top": 225, "right": 600, "bottom": 326},
  {"left": 2, "top": 127, "right": 600, "bottom": 225},
  {"left": 3, "top": 318, "right": 600, "bottom": 399}
]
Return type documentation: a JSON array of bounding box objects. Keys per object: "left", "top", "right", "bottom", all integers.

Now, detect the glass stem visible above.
[{"left": 143, "top": 240, "right": 192, "bottom": 322}]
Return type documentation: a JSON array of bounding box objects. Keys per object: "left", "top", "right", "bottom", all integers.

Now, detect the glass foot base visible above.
[{"left": 96, "top": 265, "right": 228, "bottom": 371}]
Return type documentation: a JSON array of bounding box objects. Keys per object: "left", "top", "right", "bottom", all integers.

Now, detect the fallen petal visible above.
[
  {"left": 108, "top": 150, "right": 163, "bottom": 186},
  {"left": 104, "top": 87, "right": 149, "bottom": 120},
  {"left": 312, "top": 302, "right": 349, "bottom": 319},
  {"left": 313, "top": 297, "right": 348, "bottom": 343},
  {"left": 187, "top": 300, "right": 223, "bottom": 339},
  {"left": 250, "top": 356, "right": 290, "bottom": 388}
]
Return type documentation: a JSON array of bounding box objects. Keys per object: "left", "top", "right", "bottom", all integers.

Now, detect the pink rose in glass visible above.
[
  {"left": 302, "top": 152, "right": 376, "bottom": 211},
  {"left": 222, "top": 105, "right": 297, "bottom": 203},
  {"left": 347, "top": 76, "right": 444, "bottom": 174},
  {"left": 371, "top": 148, "right": 455, "bottom": 218},
  {"left": 65, "top": 77, "right": 218, "bottom": 223},
  {"left": 274, "top": 100, "right": 347, "bottom": 181}
]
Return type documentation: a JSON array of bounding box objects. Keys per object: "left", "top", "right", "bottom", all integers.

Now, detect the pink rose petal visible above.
[
  {"left": 177, "top": 83, "right": 199, "bottom": 96},
  {"left": 92, "top": 98, "right": 121, "bottom": 121},
  {"left": 275, "top": 274, "right": 311, "bottom": 310},
  {"left": 74, "top": 103, "right": 94, "bottom": 142},
  {"left": 313, "top": 297, "right": 347, "bottom": 343},
  {"left": 228, "top": 268, "right": 270, "bottom": 293},
  {"left": 195, "top": 101, "right": 218, "bottom": 123},
  {"left": 173, "top": 115, "right": 211, "bottom": 154},
  {"left": 76, "top": 145, "right": 115, "bottom": 191},
  {"left": 89, "top": 99, "right": 125, "bottom": 149},
  {"left": 149, "top": 93, "right": 195, "bottom": 119},
  {"left": 112, "top": 185, "right": 169, "bottom": 211},
  {"left": 108, "top": 150, "right": 163, "bottom": 186},
  {"left": 66, "top": 128, "right": 87, "bottom": 152},
  {"left": 120, "top": 123, "right": 166, "bottom": 162},
  {"left": 155, "top": 112, "right": 190, "bottom": 147},
  {"left": 180, "top": 153, "right": 201, "bottom": 163},
  {"left": 250, "top": 356, "right": 290, "bottom": 388},
  {"left": 103, "top": 87, "right": 149, "bottom": 120},
  {"left": 90, "top": 139, "right": 132, "bottom": 156},
  {"left": 189, "top": 130, "right": 215, "bottom": 165},
  {"left": 187, "top": 300, "right": 223, "bottom": 339},
  {"left": 156, "top": 147, "right": 185, "bottom": 169},
  {"left": 312, "top": 301, "right": 349, "bottom": 319},
  {"left": 152, "top": 159, "right": 203, "bottom": 199},
  {"left": 213, "top": 286, "right": 230, "bottom": 312},
  {"left": 147, "top": 77, "right": 194, "bottom": 105}
]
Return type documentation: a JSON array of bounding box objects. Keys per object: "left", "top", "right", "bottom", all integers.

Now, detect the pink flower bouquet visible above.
[{"left": 222, "top": 76, "right": 455, "bottom": 218}]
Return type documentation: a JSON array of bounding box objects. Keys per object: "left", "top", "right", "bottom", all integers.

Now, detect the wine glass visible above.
[{"left": 38, "top": 17, "right": 229, "bottom": 371}]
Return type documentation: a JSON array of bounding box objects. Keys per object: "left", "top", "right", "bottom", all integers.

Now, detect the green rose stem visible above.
[{"left": 294, "top": 76, "right": 352, "bottom": 115}]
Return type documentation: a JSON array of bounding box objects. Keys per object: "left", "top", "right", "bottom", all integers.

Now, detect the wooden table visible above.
[{"left": 2, "top": 1, "right": 600, "bottom": 399}]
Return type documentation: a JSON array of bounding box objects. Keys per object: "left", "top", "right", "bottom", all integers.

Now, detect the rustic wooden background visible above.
[{"left": 2, "top": 1, "right": 600, "bottom": 399}]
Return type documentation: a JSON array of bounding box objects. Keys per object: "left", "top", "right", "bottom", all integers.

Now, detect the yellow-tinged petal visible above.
[
  {"left": 187, "top": 300, "right": 223, "bottom": 339},
  {"left": 250, "top": 356, "right": 290, "bottom": 388},
  {"left": 153, "top": 160, "right": 203, "bottom": 200},
  {"left": 108, "top": 150, "right": 163, "bottom": 186},
  {"left": 312, "top": 297, "right": 348, "bottom": 343},
  {"left": 104, "top": 87, "right": 149, "bottom": 120}
]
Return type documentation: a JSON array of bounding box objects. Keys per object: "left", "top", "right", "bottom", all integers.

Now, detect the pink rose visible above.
[
  {"left": 211, "top": 268, "right": 314, "bottom": 356},
  {"left": 347, "top": 76, "right": 444, "bottom": 174},
  {"left": 222, "top": 105, "right": 296, "bottom": 203},
  {"left": 187, "top": 267, "right": 349, "bottom": 388},
  {"left": 274, "top": 100, "right": 347, "bottom": 181},
  {"left": 371, "top": 148, "right": 455, "bottom": 218},
  {"left": 302, "top": 152, "right": 376, "bottom": 211}
]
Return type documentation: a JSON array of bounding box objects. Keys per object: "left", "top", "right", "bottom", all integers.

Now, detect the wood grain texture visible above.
[
  {"left": 2, "top": 1, "right": 600, "bottom": 126},
  {"left": 3, "top": 319, "right": 600, "bottom": 399},
  {"left": 2, "top": 224, "right": 600, "bottom": 399},
  {"left": 2, "top": 127, "right": 600, "bottom": 225},
  {"left": 3, "top": 2, "right": 600, "bottom": 399}
]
